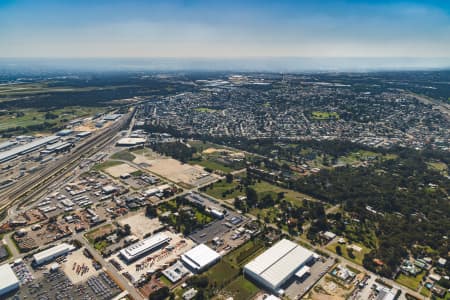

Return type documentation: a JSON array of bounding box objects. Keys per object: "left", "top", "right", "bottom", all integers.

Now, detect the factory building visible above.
[
  {"left": 120, "top": 233, "right": 171, "bottom": 263},
  {"left": 181, "top": 244, "right": 221, "bottom": 273},
  {"left": 244, "top": 239, "right": 315, "bottom": 295},
  {"left": 0, "top": 264, "right": 20, "bottom": 296},
  {"left": 33, "top": 243, "right": 75, "bottom": 265},
  {"left": 76, "top": 131, "right": 92, "bottom": 138}
]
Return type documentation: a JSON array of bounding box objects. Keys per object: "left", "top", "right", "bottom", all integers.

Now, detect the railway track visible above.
[{"left": 0, "top": 112, "right": 133, "bottom": 216}]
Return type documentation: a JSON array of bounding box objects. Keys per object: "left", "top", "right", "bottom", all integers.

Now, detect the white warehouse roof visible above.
[
  {"left": 33, "top": 243, "right": 75, "bottom": 265},
  {"left": 0, "top": 264, "right": 20, "bottom": 296},
  {"left": 116, "top": 137, "right": 146, "bottom": 146},
  {"left": 181, "top": 244, "right": 220, "bottom": 272},
  {"left": 244, "top": 239, "right": 314, "bottom": 292},
  {"left": 120, "top": 233, "right": 170, "bottom": 262}
]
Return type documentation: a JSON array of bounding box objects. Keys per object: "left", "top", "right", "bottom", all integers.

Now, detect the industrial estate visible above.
[{"left": 0, "top": 69, "right": 448, "bottom": 300}]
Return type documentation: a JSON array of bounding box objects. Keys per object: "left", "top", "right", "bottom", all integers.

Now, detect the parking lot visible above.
[
  {"left": 189, "top": 211, "right": 248, "bottom": 245},
  {"left": 6, "top": 270, "right": 121, "bottom": 300},
  {"left": 62, "top": 248, "right": 101, "bottom": 284},
  {"left": 284, "top": 257, "right": 335, "bottom": 300}
]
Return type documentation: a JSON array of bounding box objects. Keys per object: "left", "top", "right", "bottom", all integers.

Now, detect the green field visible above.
[
  {"left": 419, "top": 286, "right": 431, "bottom": 297},
  {"left": 395, "top": 272, "right": 425, "bottom": 291},
  {"left": 338, "top": 150, "right": 397, "bottom": 165},
  {"left": 111, "top": 150, "right": 136, "bottom": 162},
  {"left": 222, "top": 276, "right": 260, "bottom": 300},
  {"left": 191, "top": 159, "right": 234, "bottom": 173},
  {"left": 93, "top": 160, "right": 123, "bottom": 171},
  {"left": 204, "top": 180, "right": 244, "bottom": 200},
  {"left": 0, "top": 82, "right": 134, "bottom": 103},
  {"left": 326, "top": 242, "right": 371, "bottom": 265},
  {"left": 194, "top": 107, "right": 219, "bottom": 113},
  {"left": 0, "top": 106, "right": 104, "bottom": 132},
  {"left": 252, "top": 180, "right": 316, "bottom": 204},
  {"left": 311, "top": 111, "right": 339, "bottom": 120}
]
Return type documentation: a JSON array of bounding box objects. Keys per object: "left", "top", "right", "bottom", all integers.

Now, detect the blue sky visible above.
[{"left": 0, "top": 0, "right": 449, "bottom": 58}]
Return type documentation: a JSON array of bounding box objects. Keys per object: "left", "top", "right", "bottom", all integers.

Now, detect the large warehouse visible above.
[
  {"left": 33, "top": 243, "right": 75, "bottom": 265},
  {"left": 244, "top": 239, "right": 315, "bottom": 294},
  {"left": 120, "top": 233, "right": 170, "bottom": 263},
  {"left": 0, "top": 135, "right": 60, "bottom": 163},
  {"left": 0, "top": 264, "right": 20, "bottom": 296},
  {"left": 181, "top": 244, "right": 221, "bottom": 272}
]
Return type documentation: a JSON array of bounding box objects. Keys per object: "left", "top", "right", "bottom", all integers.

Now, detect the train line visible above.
[{"left": 0, "top": 111, "right": 133, "bottom": 217}]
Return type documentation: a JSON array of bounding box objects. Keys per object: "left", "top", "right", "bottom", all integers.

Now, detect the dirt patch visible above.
[{"left": 104, "top": 163, "right": 138, "bottom": 178}]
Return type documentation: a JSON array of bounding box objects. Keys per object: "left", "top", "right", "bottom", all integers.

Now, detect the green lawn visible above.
[
  {"left": 222, "top": 276, "right": 260, "bottom": 300},
  {"left": 252, "top": 180, "right": 316, "bottom": 204},
  {"left": 206, "top": 259, "right": 241, "bottom": 288},
  {"left": 111, "top": 150, "right": 136, "bottom": 162},
  {"left": 191, "top": 159, "right": 234, "bottom": 173},
  {"left": 204, "top": 180, "right": 244, "bottom": 200},
  {"left": 326, "top": 242, "right": 371, "bottom": 265},
  {"left": 395, "top": 272, "right": 425, "bottom": 291},
  {"left": 159, "top": 275, "right": 173, "bottom": 287}
]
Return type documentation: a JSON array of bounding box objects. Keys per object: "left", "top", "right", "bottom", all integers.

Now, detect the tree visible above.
[
  {"left": 145, "top": 205, "right": 158, "bottom": 218},
  {"left": 245, "top": 187, "right": 258, "bottom": 208},
  {"left": 336, "top": 245, "right": 342, "bottom": 256},
  {"left": 149, "top": 287, "right": 169, "bottom": 300},
  {"left": 123, "top": 224, "right": 131, "bottom": 236},
  {"left": 225, "top": 173, "right": 234, "bottom": 183}
]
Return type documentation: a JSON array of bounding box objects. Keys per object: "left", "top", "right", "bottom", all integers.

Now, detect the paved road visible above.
[{"left": 75, "top": 235, "right": 144, "bottom": 300}]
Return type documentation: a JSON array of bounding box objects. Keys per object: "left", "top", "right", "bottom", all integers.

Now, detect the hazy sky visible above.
[{"left": 0, "top": 0, "right": 449, "bottom": 58}]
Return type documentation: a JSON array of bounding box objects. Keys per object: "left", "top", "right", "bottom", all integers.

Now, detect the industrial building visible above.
[
  {"left": 0, "top": 264, "right": 20, "bottom": 296},
  {"left": 33, "top": 243, "right": 75, "bottom": 265},
  {"left": 0, "top": 135, "right": 60, "bottom": 164},
  {"left": 103, "top": 114, "right": 121, "bottom": 121},
  {"left": 244, "top": 239, "right": 315, "bottom": 295},
  {"left": 120, "top": 233, "right": 171, "bottom": 263},
  {"left": 116, "top": 137, "right": 146, "bottom": 147},
  {"left": 181, "top": 244, "right": 221, "bottom": 272},
  {"left": 76, "top": 131, "right": 92, "bottom": 138}
]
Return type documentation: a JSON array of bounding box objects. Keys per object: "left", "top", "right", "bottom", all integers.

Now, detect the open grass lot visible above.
[
  {"left": 326, "top": 241, "right": 371, "bottom": 265},
  {"left": 111, "top": 150, "right": 136, "bottom": 162},
  {"left": 85, "top": 224, "right": 114, "bottom": 244},
  {"left": 93, "top": 160, "right": 122, "bottom": 171},
  {"left": 0, "top": 106, "right": 104, "bottom": 132},
  {"left": 395, "top": 272, "right": 425, "bottom": 291},
  {"left": 205, "top": 238, "right": 265, "bottom": 297},
  {"left": 419, "top": 286, "right": 431, "bottom": 297},
  {"left": 204, "top": 180, "right": 244, "bottom": 200},
  {"left": 190, "top": 158, "right": 234, "bottom": 173},
  {"left": 194, "top": 107, "right": 219, "bottom": 113},
  {"left": 311, "top": 111, "right": 339, "bottom": 120},
  {"left": 252, "top": 180, "right": 317, "bottom": 204},
  {"left": 222, "top": 276, "right": 260, "bottom": 300},
  {"left": 338, "top": 150, "right": 398, "bottom": 165},
  {"left": 427, "top": 161, "right": 449, "bottom": 176}
]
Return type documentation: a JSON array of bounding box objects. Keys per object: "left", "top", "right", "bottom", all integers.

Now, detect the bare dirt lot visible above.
[
  {"left": 117, "top": 212, "right": 163, "bottom": 239},
  {"left": 104, "top": 163, "right": 138, "bottom": 178},
  {"left": 133, "top": 156, "right": 216, "bottom": 186}
]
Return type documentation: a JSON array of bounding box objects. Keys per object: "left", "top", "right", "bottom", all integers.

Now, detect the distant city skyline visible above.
[{"left": 0, "top": 0, "right": 449, "bottom": 66}]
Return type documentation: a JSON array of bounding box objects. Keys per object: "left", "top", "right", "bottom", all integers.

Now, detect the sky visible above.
[{"left": 0, "top": 0, "right": 449, "bottom": 60}]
